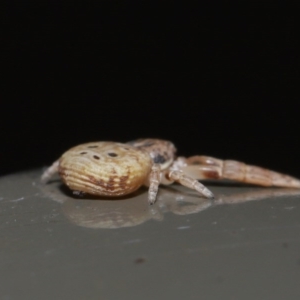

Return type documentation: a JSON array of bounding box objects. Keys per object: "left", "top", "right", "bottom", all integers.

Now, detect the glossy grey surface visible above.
[{"left": 1, "top": 170, "right": 300, "bottom": 299}]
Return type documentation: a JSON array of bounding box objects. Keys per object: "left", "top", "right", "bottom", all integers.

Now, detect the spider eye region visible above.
[{"left": 153, "top": 154, "right": 166, "bottom": 164}]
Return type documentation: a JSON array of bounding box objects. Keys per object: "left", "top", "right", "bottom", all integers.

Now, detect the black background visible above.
[{"left": 2, "top": 2, "right": 299, "bottom": 178}]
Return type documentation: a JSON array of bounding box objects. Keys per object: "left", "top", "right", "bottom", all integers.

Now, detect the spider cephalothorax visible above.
[{"left": 41, "top": 138, "right": 300, "bottom": 204}]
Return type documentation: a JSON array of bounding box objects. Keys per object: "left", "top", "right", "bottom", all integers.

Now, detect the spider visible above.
[{"left": 41, "top": 138, "right": 300, "bottom": 205}]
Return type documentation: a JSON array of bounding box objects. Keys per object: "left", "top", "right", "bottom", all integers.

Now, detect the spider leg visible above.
[
  {"left": 148, "top": 163, "right": 161, "bottom": 205},
  {"left": 41, "top": 160, "right": 60, "bottom": 183},
  {"left": 182, "top": 155, "right": 300, "bottom": 188},
  {"left": 167, "top": 170, "right": 214, "bottom": 199}
]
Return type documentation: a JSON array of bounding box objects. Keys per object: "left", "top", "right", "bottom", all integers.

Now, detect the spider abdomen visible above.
[{"left": 58, "top": 142, "right": 152, "bottom": 196}]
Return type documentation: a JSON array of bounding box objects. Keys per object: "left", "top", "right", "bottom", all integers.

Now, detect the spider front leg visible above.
[
  {"left": 180, "top": 155, "right": 300, "bottom": 188},
  {"left": 166, "top": 170, "right": 215, "bottom": 199},
  {"left": 148, "top": 163, "right": 162, "bottom": 205}
]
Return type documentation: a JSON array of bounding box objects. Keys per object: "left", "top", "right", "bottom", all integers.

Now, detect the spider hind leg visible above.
[{"left": 41, "top": 160, "right": 59, "bottom": 183}]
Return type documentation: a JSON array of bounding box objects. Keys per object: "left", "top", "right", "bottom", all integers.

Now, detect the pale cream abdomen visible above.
[{"left": 59, "top": 142, "right": 152, "bottom": 196}]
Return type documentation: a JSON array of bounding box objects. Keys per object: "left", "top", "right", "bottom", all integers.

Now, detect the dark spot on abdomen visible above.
[{"left": 108, "top": 152, "right": 117, "bottom": 157}]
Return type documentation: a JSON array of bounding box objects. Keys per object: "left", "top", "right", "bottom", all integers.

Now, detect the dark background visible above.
[{"left": 2, "top": 3, "right": 299, "bottom": 178}]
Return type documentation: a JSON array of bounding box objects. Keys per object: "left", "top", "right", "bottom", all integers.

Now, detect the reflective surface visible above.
[{"left": 1, "top": 170, "right": 300, "bottom": 299}]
